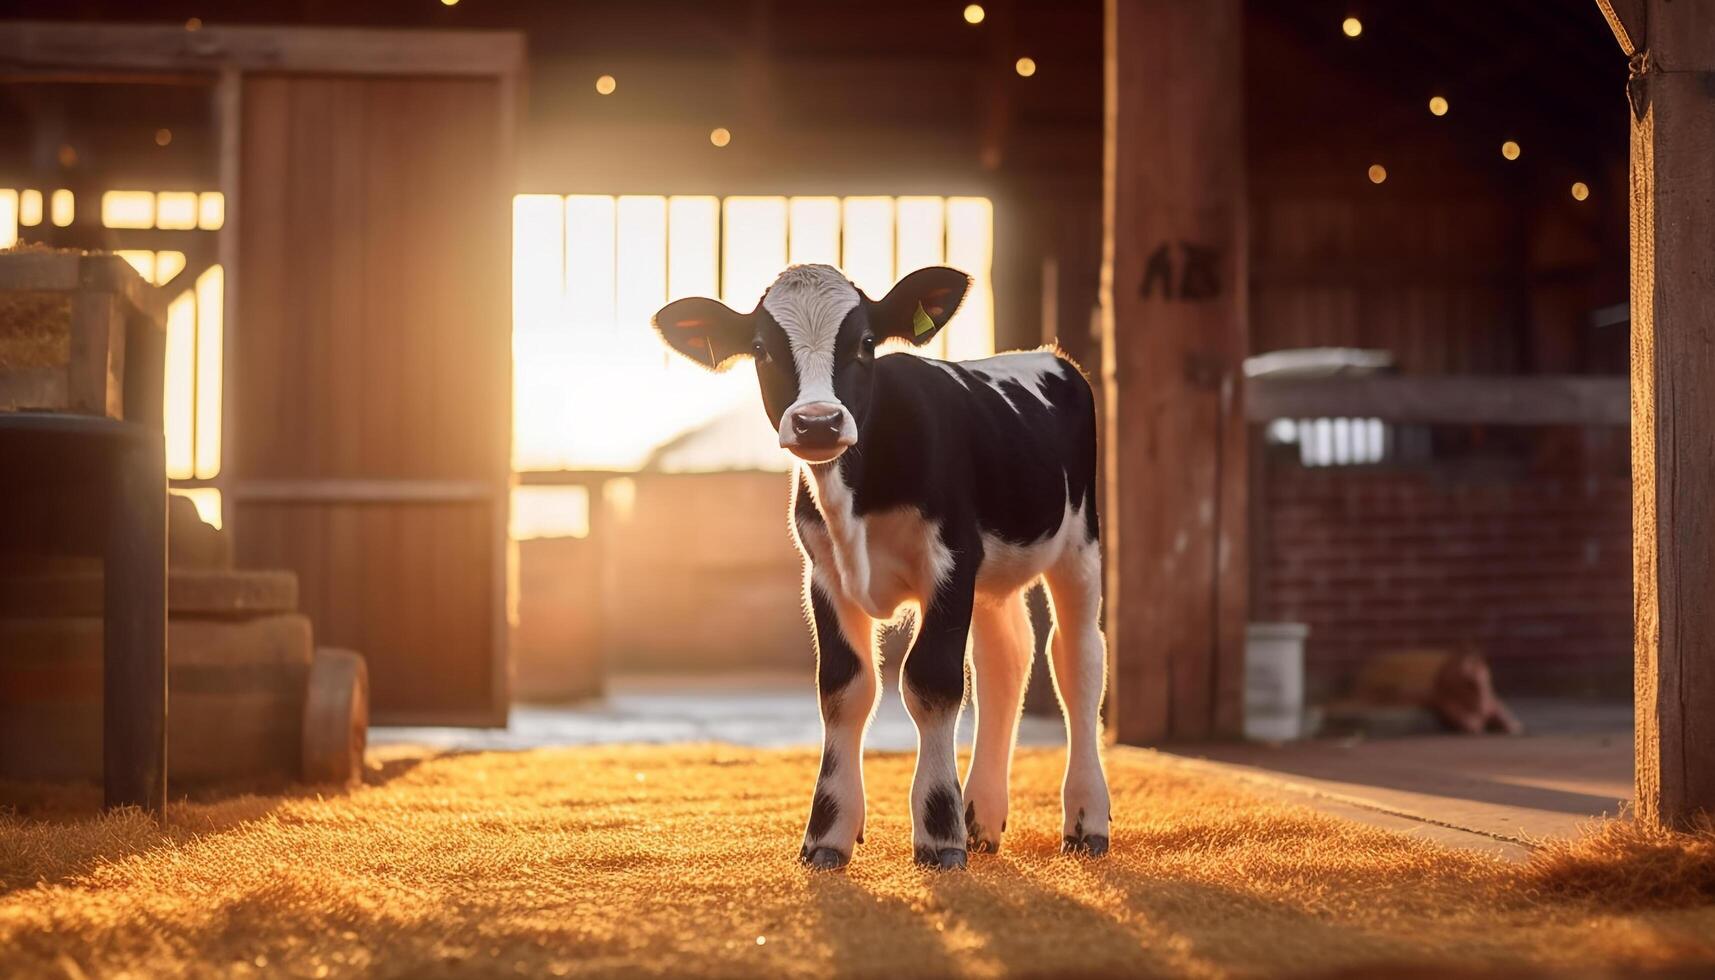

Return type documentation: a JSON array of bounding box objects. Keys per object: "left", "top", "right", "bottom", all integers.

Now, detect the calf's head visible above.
[{"left": 653, "top": 264, "right": 970, "bottom": 463}]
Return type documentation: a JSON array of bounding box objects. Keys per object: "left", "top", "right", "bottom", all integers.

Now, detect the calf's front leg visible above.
[
  {"left": 902, "top": 565, "right": 976, "bottom": 871},
  {"left": 800, "top": 584, "right": 877, "bottom": 870}
]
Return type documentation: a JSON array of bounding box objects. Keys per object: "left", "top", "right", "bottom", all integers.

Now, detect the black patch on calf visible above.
[
  {"left": 819, "top": 749, "right": 837, "bottom": 780},
  {"left": 823, "top": 352, "right": 1100, "bottom": 554},
  {"left": 923, "top": 785, "right": 962, "bottom": 842},
  {"left": 806, "top": 790, "right": 840, "bottom": 842},
  {"left": 810, "top": 588, "right": 861, "bottom": 725}
]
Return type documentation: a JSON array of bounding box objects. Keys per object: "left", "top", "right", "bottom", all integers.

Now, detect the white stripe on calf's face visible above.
[{"left": 763, "top": 265, "right": 861, "bottom": 460}]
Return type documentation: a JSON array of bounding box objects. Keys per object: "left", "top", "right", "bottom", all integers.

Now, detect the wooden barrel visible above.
[{"left": 0, "top": 614, "right": 314, "bottom": 786}]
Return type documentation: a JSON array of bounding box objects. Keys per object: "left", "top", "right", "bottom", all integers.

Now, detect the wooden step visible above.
[
  {"left": 0, "top": 614, "right": 313, "bottom": 785},
  {"left": 0, "top": 568, "right": 298, "bottom": 618}
]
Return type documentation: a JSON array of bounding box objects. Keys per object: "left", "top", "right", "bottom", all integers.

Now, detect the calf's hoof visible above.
[
  {"left": 800, "top": 846, "right": 850, "bottom": 871},
  {"left": 914, "top": 846, "right": 968, "bottom": 871},
  {"left": 964, "top": 803, "right": 1002, "bottom": 854},
  {"left": 1061, "top": 833, "right": 1110, "bottom": 858}
]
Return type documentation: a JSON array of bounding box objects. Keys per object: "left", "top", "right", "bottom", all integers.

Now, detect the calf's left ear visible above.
[{"left": 872, "top": 266, "right": 971, "bottom": 347}]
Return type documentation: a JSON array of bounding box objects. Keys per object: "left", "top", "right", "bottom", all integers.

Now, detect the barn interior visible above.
[{"left": 4, "top": 2, "right": 1713, "bottom": 976}]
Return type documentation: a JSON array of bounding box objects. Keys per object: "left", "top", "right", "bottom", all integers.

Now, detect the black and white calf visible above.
[{"left": 653, "top": 264, "right": 1110, "bottom": 871}]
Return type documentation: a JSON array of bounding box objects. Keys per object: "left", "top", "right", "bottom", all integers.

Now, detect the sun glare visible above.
[
  {"left": 787, "top": 197, "right": 840, "bottom": 267},
  {"left": 841, "top": 197, "right": 895, "bottom": 298},
  {"left": 722, "top": 197, "right": 788, "bottom": 308},
  {"left": 565, "top": 195, "right": 617, "bottom": 326}
]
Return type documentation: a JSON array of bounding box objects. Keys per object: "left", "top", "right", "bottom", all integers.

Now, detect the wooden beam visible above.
[
  {"left": 0, "top": 22, "right": 525, "bottom": 77},
  {"left": 1101, "top": 0, "right": 1246, "bottom": 745},
  {"left": 1626, "top": 0, "right": 1715, "bottom": 831},
  {"left": 1246, "top": 376, "right": 1629, "bottom": 427}
]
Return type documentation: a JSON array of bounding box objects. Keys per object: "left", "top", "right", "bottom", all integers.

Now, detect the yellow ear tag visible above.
[{"left": 912, "top": 303, "right": 936, "bottom": 337}]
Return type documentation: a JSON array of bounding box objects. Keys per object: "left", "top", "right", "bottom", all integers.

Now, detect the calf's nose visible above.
[{"left": 791, "top": 407, "right": 845, "bottom": 448}]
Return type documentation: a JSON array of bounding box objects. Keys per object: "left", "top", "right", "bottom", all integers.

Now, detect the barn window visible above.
[
  {"left": 1268, "top": 417, "right": 1389, "bottom": 467},
  {"left": 510, "top": 193, "right": 995, "bottom": 474},
  {"left": 100, "top": 190, "right": 224, "bottom": 231}
]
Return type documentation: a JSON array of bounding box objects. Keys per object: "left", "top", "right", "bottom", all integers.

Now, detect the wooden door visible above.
[{"left": 233, "top": 74, "right": 512, "bottom": 724}]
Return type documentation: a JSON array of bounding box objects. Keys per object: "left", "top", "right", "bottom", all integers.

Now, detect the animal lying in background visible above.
[
  {"left": 1431, "top": 651, "right": 1524, "bottom": 735},
  {"left": 1332, "top": 649, "right": 1524, "bottom": 736},
  {"left": 652, "top": 264, "right": 1111, "bottom": 871}
]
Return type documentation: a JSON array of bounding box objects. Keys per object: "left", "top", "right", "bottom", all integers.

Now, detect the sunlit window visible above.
[
  {"left": 101, "top": 189, "right": 221, "bottom": 230},
  {"left": 102, "top": 190, "right": 155, "bottom": 229},
  {"left": 50, "top": 190, "right": 74, "bottom": 227},
  {"left": 194, "top": 265, "right": 224, "bottom": 480},
  {"left": 156, "top": 192, "right": 199, "bottom": 230},
  {"left": 18, "top": 189, "right": 42, "bottom": 227},
  {"left": 163, "top": 290, "right": 198, "bottom": 479},
  {"left": 197, "top": 192, "right": 224, "bottom": 231},
  {"left": 161, "top": 265, "right": 224, "bottom": 482},
  {"left": 510, "top": 193, "right": 996, "bottom": 479},
  {"left": 171, "top": 487, "right": 222, "bottom": 530},
  {"left": 0, "top": 190, "right": 16, "bottom": 249},
  {"left": 115, "top": 250, "right": 157, "bottom": 284},
  {"left": 510, "top": 486, "right": 591, "bottom": 540}
]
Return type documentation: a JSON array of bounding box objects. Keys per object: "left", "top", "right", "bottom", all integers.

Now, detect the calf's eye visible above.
[
  {"left": 753, "top": 340, "right": 769, "bottom": 361},
  {"left": 861, "top": 335, "right": 876, "bottom": 356}
]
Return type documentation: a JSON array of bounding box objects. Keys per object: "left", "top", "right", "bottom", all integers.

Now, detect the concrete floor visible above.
[
  {"left": 374, "top": 672, "right": 1067, "bottom": 753},
  {"left": 375, "top": 682, "right": 1631, "bottom": 859},
  {"left": 1157, "top": 699, "right": 1633, "bottom": 858}
]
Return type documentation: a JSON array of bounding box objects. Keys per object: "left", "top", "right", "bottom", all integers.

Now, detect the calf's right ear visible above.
[{"left": 653, "top": 297, "right": 754, "bottom": 370}]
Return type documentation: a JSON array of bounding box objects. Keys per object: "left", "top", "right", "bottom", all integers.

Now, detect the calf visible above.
[{"left": 653, "top": 264, "right": 1111, "bottom": 870}]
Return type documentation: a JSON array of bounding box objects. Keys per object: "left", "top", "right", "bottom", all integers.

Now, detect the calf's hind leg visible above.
[
  {"left": 962, "top": 588, "right": 1033, "bottom": 854},
  {"left": 1043, "top": 539, "right": 1112, "bottom": 856}
]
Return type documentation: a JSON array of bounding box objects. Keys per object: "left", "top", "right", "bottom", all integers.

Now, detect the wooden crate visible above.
[{"left": 0, "top": 249, "right": 166, "bottom": 426}]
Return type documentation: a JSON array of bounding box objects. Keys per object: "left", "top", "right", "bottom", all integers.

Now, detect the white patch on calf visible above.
[
  {"left": 804, "top": 461, "right": 953, "bottom": 622},
  {"left": 931, "top": 350, "right": 1062, "bottom": 409}
]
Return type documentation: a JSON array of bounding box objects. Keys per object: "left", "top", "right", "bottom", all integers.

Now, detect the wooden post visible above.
[
  {"left": 1100, "top": 0, "right": 1247, "bottom": 744},
  {"left": 103, "top": 423, "right": 168, "bottom": 816},
  {"left": 1597, "top": 0, "right": 1715, "bottom": 830}
]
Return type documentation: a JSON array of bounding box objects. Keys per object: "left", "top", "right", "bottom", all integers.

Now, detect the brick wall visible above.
[{"left": 1259, "top": 436, "right": 1632, "bottom": 700}]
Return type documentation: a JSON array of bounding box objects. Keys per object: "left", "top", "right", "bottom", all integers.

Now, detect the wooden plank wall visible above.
[{"left": 234, "top": 74, "right": 511, "bottom": 721}]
